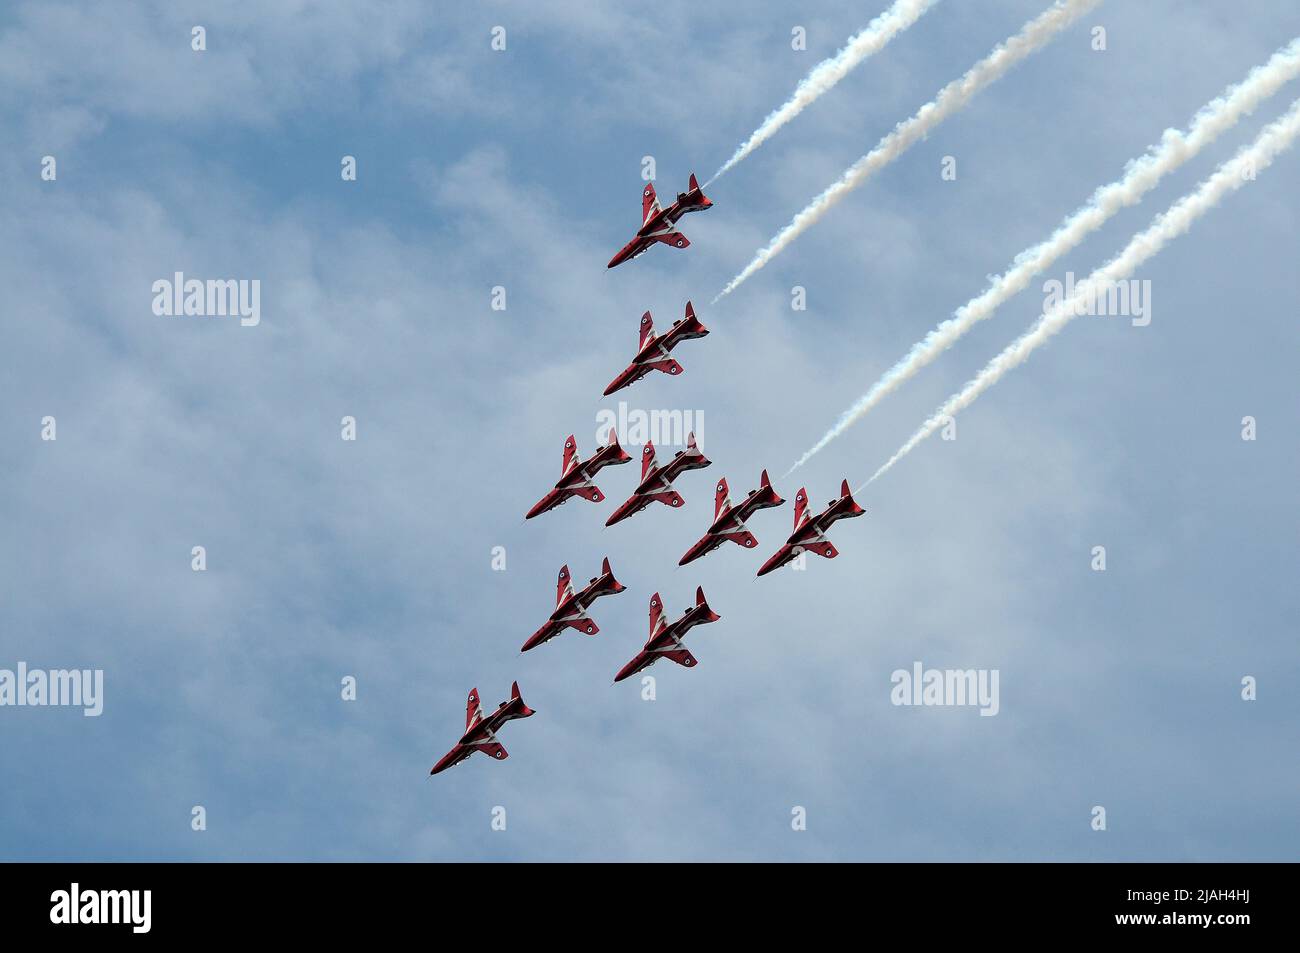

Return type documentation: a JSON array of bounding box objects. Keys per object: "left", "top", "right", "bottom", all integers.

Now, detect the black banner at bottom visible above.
[{"left": 1, "top": 862, "right": 1277, "bottom": 939}]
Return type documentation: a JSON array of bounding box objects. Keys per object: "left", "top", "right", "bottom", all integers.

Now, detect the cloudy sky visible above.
[{"left": 1, "top": 1, "right": 1296, "bottom": 861}]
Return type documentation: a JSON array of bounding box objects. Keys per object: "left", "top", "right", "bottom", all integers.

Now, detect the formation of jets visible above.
[{"left": 433, "top": 173, "right": 868, "bottom": 775}]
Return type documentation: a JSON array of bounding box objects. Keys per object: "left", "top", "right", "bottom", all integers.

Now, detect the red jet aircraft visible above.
[
  {"left": 607, "top": 174, "right": 714, "bottom": 268},
  {"left": 605, "top": 432, "right": 711, "bottom": 526},
  {"left": 521, "top": 557, "right": 626, "bottom": 652},
  {"left": 679, "top": 470, "right": 785, "bottom": 565},
  {"left": 614, "top": 587, "right": 721, "bottom": 682},
  {"left": 430, "top": 681, "right": 535, "bottom": 775},
  {"left": 526, "top": 431, "right": 632, "bottom": 520},
  {"left": 756, "top": 480, "right": 866, "bottom": 576},
  {"left": 603, "top": 302, "right": 710, "bottom": 396}
]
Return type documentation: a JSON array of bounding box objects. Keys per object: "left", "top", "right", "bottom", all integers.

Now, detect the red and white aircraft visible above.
[
  {"left": 605, "top": 433, "right": 711, "bottom": 527},
  {"left": 756, "top": 480, "right": 866, "bottom": 576},
  {"left": 521, "top": 557, "right": 626, "bottom": 652},
  {"left": 430, "top": 682, "right": 535, "bottom": 775},
  {"left": 607, "top": 174, "right": 714, "bottom": 269},
  {"left": 614, "top": 587, "right": 721, "bottom": 683},
  {"left": 603, "top": 302, "right": 710, "bottom": 396},
  {"left": 679, "top": 470, "right": 785, "bottom": 566},
  {"left": 526, "top": 432, "right": 632, "bottom": 520}
]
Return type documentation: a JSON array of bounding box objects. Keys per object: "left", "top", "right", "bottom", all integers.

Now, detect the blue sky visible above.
[{"left": 1, "top": 1, "right": 1297, "bottom": 861}]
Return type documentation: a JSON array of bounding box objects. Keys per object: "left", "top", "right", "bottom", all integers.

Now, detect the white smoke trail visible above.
[
  {"left": 789, "top": 37, "right": 1300, "bottom": 475},
  {"left": 864, "top": 97, "right": 1300, "bottom": 489},
  {"left": 708, "top": 0, "right": 939, "bottom": 186},
  {"left": 714, "top": 0, "right": 1099, "bottom": 302}
]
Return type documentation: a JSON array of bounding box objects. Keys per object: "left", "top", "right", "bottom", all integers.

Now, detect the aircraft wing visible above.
[
  {"left": 808, "top": 539, "right": 839, "bottom": 559},
  {"left": 785, "top": 523, "right": 839, "bottom": 556},
  {"left": 637, "top": 311, "right": 655, "bottom": 349},
  {"left": 647, "top": 357, "right": 684, "bottom": 375},
  {"left": 556, "top": 565, "right": 574, "bottom": 608},
  {"left": 647, "top": 593, "right": 665, "bottom": 641},
  {"left": 658, "top": 647, "right": 698, "bottom": 669},
  {"left": 473, "top": 741, "right": 509, "bottom": 761},
  {"left": 720, "top": 529, "right": 758, "bottom": 549},
  {"left": 655, "top": 231, "right": 690, "bottom": 249},
  {"left": 642, "top": 183, "right": 661, "bottom": 224},
  {"left": 633, "top": 488, "right": 683, "bottom": 508}
]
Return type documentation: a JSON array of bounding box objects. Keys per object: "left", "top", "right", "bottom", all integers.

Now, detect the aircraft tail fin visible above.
[
  {"left": 510, "top": 680, "right": 535, "bottom": 718},
  {"left": 681, "top": 431, "right": 710, "bottom": 471},
  {"left": 686, "top": 173, "right": 712, "bottom": 208},
  {"left": 751, "top": 469, "right": 784, "bottom": 509},
  {"left": 677, "top": 300, "right": 709, "bottom": 338},
  {"left": 840, "top": 479, "right": 866, "bottom": 517},
  {"left": 695, "top": 586, "right": 721, "bottom": 623},
  {"left": 607, "top": 428, "right": 632, "bottom": 462},
  {"left": 587, "top": 429, "right": 633, "bottom": 473},
  {"left": 599, "top": 555, "right": 626, "bottom": 594}
]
